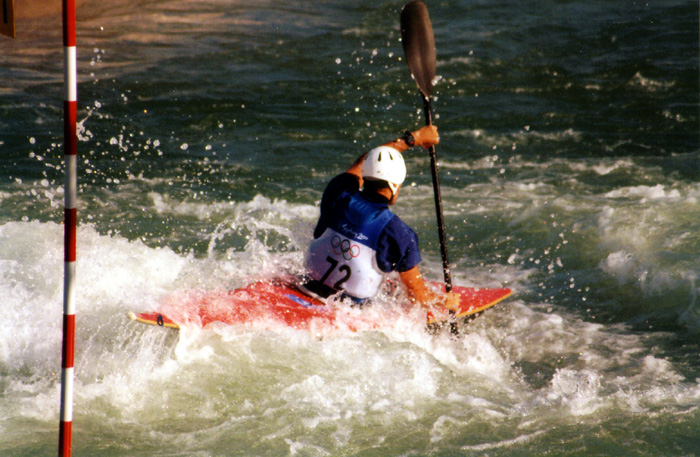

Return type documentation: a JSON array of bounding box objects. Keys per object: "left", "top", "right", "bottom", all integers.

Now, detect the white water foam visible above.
[{"left": 1, "top": 212, "right": 698, "bottom": 451}]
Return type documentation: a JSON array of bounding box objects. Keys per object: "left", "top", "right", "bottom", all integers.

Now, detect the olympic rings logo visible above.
[{"left": 331, "top": 235, "right": 361, "bottom": 260}]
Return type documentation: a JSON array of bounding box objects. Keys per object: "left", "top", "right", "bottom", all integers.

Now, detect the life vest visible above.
[{"left": 307, "top": 193, "right": 394, "bottom": 300}]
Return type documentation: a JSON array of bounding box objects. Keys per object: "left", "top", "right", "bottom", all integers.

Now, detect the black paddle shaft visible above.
[
  {"left": 422, "top": 97, "right": 452, "bottom": 292},
  {"left": 401, "top": 1, "right": 453, "bottom": 292}
]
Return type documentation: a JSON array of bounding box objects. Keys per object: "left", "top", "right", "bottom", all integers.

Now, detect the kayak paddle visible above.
[
  {"left": 401, "top": 1, "right": 457, "bottom": 333},
  {"left": 400, "top": 0, "right": 452, "bottom": 292}
]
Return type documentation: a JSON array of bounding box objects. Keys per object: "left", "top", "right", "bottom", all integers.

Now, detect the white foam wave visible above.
[
  {"left": 604, "top": 184, "right": 681, "bottom": 201},
  {"left": 451, "top": 127, "right": 582, "bottom": 152},
  {"left": 1, "top": 213, "right": 698, "bottom": 447},
  {"left": 628, "top": 72, "right": 676, "bottom": 92}
]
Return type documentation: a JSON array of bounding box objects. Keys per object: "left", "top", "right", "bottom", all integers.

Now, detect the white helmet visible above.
[{"left": 362, "top": 146, "right": 406, "bottom": 194}]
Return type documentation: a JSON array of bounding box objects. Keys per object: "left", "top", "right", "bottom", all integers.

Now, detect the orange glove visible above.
[
  {"left": 399, "top": 266, "right": 459, "bottom": 312},
  {"left": 412, "top": 125, "right": 439, "bottom": 149}
]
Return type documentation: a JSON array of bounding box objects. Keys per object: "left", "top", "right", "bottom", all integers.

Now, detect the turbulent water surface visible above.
[{"left": 1, "top": 0, "right": 699, "bottom": 455}]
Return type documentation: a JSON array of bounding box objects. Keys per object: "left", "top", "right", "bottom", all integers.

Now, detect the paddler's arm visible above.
[
  {"left": 344, "top": 151, "right": 367, "bottom": 187},
  {"left": 345, "top": 125, "right": 440, "bottom": 184},
  {"left": 399, "top": 266, "right": 460, "bottom": 311},
  {"left": 381, "top": 125, "right": 439, "bottom": 153}
]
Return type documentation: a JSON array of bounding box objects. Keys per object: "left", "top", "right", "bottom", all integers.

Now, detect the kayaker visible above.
[{"left": 300, "top": 125, "right": 460, "bottom": 312}]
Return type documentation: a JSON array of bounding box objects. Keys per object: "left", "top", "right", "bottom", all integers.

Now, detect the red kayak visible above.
[{"left": 129, "top": 278, "right": 512, "bottom": 331}]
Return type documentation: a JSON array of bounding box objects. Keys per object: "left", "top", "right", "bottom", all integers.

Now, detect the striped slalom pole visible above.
[{"left": 59, "top": 0, "right": 77, "bottom": 455}]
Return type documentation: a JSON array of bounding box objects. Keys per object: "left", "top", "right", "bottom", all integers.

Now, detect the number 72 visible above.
[{"left": 319, "top": 256, "right": 352, "bottom": 290}]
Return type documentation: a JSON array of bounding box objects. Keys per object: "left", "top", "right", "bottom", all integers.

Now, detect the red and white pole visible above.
[{"left": 59, "top": 0, "right": 77, "bottom": 455}]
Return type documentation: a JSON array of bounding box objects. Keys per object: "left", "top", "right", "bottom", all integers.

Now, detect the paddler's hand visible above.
[
  {"left": 441, "top": 291, "right": 460, "bottom": 312},
  {"left": 412, "top": 125, "right": 439, "bottom": 149}
]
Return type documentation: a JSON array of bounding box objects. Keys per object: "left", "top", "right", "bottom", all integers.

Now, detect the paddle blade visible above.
[{"left": 400, "top": 1, "right": 436, "bottom": 98}]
